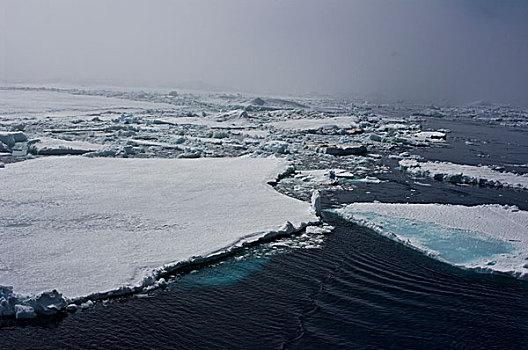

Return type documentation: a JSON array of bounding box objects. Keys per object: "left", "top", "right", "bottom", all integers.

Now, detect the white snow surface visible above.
[
  {"left": 0, "top": 89, "right": 175, "bottom": 120},
  {"left": 267, "top": 117, "right": 359, "bottom": 131},
  {"left": 157, "top": 116, "right": 254, "bottom": 129},
  {"left": 399, "top": 159, "right": 528, "bottom": 190},
  {"left": 334, "top": 203, "right": 528, "bottom": 278},
  {"left": 0, "top": 157, "right": 318, "bottom": 300}
]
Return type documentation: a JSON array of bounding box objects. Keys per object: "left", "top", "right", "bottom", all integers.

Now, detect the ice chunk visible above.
[
  {"left": 235, "top": 130, "right": 269, "bottom": 139},
  {"left": 294, "top": 169, "right": 382, "bottom": 186},
  {"left": 65, "top": 304, "right": 78, "bottom": 312},
  {"left": 414, "top": 131, "right": 446, "bottom": 141},
  {"left": 80, "top": 300, "right": 94, "bottom": 309},
  {"left": 212, "top": 131, "right": 229, "bottom": 139},
  {"left": 311, "top": 190, "right": 322, "bottom": 216},
  {"left": 0, "top": 131, "right": 27, "bottom": 148},
  {"left": 333, "top": 203, "right": 528, "bottom": 279},
  {"left": 214, "top": 110, "right": 249, "bottom": 121},
  {"left": 305, "top": 224, "right": 334, "bottom": 234},
  {"left": 0, "top": 157, "right": 318, "bottom": 301},
  {"left": 0, "top": 287, "right": 17, "bottom": 317},
  {"left": 28, "top": 138, "right": 103, "bottom": 156},
  {"left": 15, "top": 305, "right": 36, "bottom": 319},
  {"left": 262, "top": 140, "right": 289, "bottom": 154},
  {"left": 0, "top": 297, "right": 15, "bottom": 316},
  {"left": 268, "top": 117, "right": 359, "bottom": 133},
  {"left": 376, "top": 123, "right": 417, "bottom": 132},
  {"left": 399, "top": 159, "right": 528, "bottom": 190},
  {"left": 306, "top": 142, "right": 367, "bottom": 156},
  {"left": 177, "top": 150, "right": 202, "bottom": 158},
  {"left": 112, "top": 114, "right": 141, "bottom": 124},
  {"left": 33, "top": 290, "right": 67, "bottom": 315}
]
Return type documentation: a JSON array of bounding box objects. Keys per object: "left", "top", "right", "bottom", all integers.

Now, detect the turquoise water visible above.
[
  {"left": 175, "top": 256, "right": 271, "bottom": 288},
  {"left": 173, "top": 232, "right": 325, "bottom": 288},
  {"left": 341, "top": 211, "right": 514, "bottom": 264}
]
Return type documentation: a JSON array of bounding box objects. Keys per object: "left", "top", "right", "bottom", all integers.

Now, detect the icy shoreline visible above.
[{"left": 0, "top": 157, "right": 319, "bottom": 318}]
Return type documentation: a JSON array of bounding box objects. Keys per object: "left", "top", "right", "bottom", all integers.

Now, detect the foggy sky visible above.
[{"left": 1, "top": 0, "right": 527, "bottom": 105}]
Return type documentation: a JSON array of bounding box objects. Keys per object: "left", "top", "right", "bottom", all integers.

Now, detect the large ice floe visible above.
[
  {"left": 0, "top": 156, "right": 318, "bottom": 317},
  {"left": 333, "top": 203, "right": 528, "bottom": 279},
  {"left": 399, "top": 159, "right": 528, "bottom": 190}
]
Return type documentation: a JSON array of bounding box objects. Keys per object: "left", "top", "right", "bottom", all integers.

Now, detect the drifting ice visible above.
[
  {"left": 399, "top": 159, "right": 528, "bottom": 190},
  {"left": 333, "top": 203, "right": 528, "bottom": 279},
  {"left": 0, "top": 157, "right": 318, "bottom": 315}
]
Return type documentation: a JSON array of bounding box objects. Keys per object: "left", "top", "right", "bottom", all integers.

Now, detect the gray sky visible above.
[{"left": 1, "top": 0, "right": 527, "bottom": 105}]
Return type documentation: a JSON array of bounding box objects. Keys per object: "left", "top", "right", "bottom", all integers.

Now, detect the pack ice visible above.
[
  {"left": 0, "top": 157, "right": 318, "bottom": 317},
  {"left": 333, "top": 203, "right": 528, "bottom": 279}
]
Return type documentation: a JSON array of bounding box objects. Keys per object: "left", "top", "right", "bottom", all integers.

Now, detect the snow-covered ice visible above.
[
  {"left": 0, "top": 131, "right": 27, "bottom": 147},
  {"left": 267, "top": 116, "right": 359, "bottom": 132},
  {"left": 0, "top": 157, "right": 318, "bottom": 306},
  {"left": 399, "top": 159, "right": 528, "bottom": 190},
  {"left": 1, "top": 85, "right": 527, "bottom": 318},
  {"left": 28, "top": 137, "right": 104, "bottom": 155},
  {"left": 333, "top": 203, "right": 528, "bottom": 278},
  {"left": 0, "top": 88, "right": 176, "bottom": 120}
]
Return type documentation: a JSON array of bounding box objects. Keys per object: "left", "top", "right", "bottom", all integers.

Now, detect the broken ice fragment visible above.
[
  {"left": 399, "top": 159, "right": 528, "bottom": 190},
  {"left": 311, "top": 190, "right": 322, "bottom": 216},
  {"left": 15, "top": 305, "right": 37, "bottom": 319},
  {"left": 33, "top": 290, "right": 67, "bottom": 315}
]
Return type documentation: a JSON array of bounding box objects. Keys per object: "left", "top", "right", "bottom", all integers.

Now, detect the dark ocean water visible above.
[{"left": 1, "top": 118, "right": 527, "bottom": 349}]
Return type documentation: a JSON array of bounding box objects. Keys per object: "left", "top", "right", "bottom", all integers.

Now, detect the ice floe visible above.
[
  {"left": 0, "top": 157, "right": 318, "bottom": 314},
  {"left": 305, "top": 141, "right": 367, "bottom": 156},
  {"left": 268, "top": 116, "right": 360, "bottom": 133},
  {"left": 399, "top": 159, "right": 528, "bottom": 190},
  {"left": 333, "top": 203, "right": 528, "bottom": 279},
  {"left": 28, "top": 137, "right": 104, "bottom": 155}
]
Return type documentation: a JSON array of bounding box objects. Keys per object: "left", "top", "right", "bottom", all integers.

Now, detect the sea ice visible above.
[
  {"left": 261, "top": 140, "right": 289, "bottom": 154},
  {"left": 0, "top": 157, "right": 318, "bottom": 308},
  {"left": 0, "top": 89, "right": 176, "bottom": 120},
  {"left": 268, "top": 117, "right": 360, "bottom": 133},
  {"left": 399, "top": 159, "right": 528, "bottom": 190},
  {"left": 333, "top": 203, "right": 528, "bottom": 278},
  {"left": 0, "top": 131, "right": 27, "bottom": 148},
  {"left": 15, "top": 305, "right": 36, "bottom": 319},
  {"left": 305, "top": 142, "right": 367, "bottom": 156},
  {"left": 311, "top": 190, "right": 321, "bottom": 216},
  {"left": 294, "top": 169, "right": 383, "bottom": 185},
  {"left": 413, "top": 131, "right": 446, "bottom": 141},
  {"left": 28, "top": 137, "right": 104, "bottom": 155}
]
